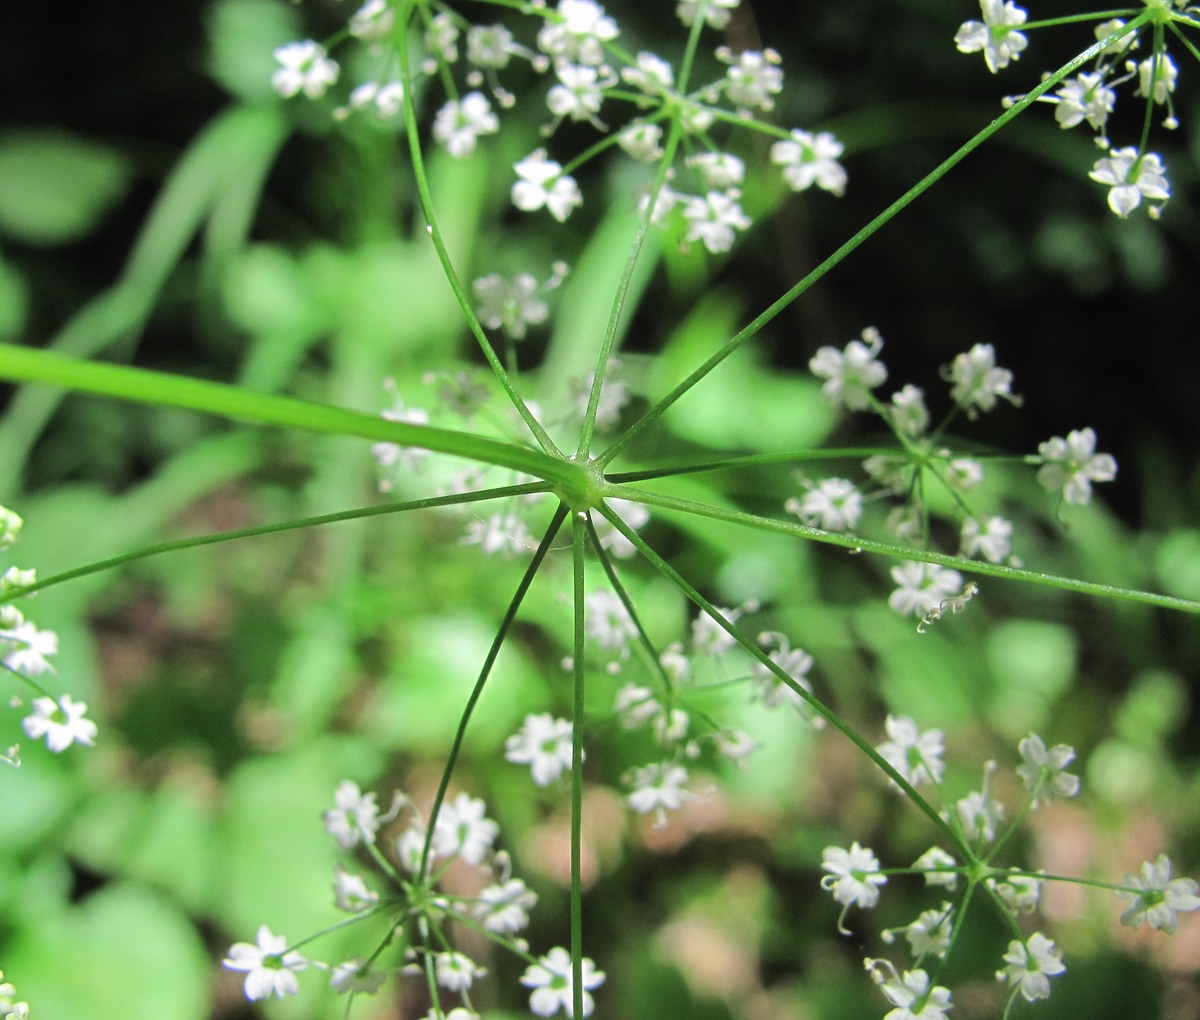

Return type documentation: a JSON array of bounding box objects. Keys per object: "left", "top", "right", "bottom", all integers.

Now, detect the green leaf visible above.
[{"left": 0, "top": 130, "right": 130, "bottom": 245}]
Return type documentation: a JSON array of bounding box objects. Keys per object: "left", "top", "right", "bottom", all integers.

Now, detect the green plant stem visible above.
[
  {"left": 0, "top": 343, "right": 580, "bottom": 488},
  {"left": 0, "top": 482, "right": 551, "bottom": 604},
  {"left": 606, "top": 482, "right": 1200, "bottom": 614},
  {"left": 596, "top": 11, "right": 1156, "bottom": 469},
  {"left": 570, "top": 510, "right": 587, "bottom": 1020}
]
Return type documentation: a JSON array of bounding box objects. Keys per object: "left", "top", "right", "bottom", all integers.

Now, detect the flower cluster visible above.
[
  {"left": 793, "top": 328, "right": 1117, "bottom": 624},
  {"left": 1, "top": 505, "right": 96, "bottom": 761},
  {"left": 0, "top": 971, "right": 29, "bottom": 1020},
  {"left": 224, "top": 780, "right": 605, "bottom": 1017},
  {"left": 820, "top": 726, "right": 1199, "bottom": 1016},
  {"left": 954, "top": 1, "right": 1198, "bottom": 217},
  {"left": 269, "top": 0, "right": 848, "bottom": 252}
]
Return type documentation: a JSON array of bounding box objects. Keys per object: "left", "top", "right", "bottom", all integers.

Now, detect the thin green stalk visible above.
[
  {"left": 596, "top": 12, "right": 1155, "bottom": 469},
  {"left": 570, "top": 510, "right": 587, "bottom": 1020},
  {"left": 0, "top": 482, "right": 551, "bottom": 604},
  {"left": 604, "top": 482, "right": 1200, "bottom": 614},
  {"left": 595, "top": 501, "right": 969, "bottom": 857},
  {"left": 417, "top": 503, "right": 570, "bottom": 882},
  {"left": 0, "top": 344, "right": 582, "bottom": 490},
  {"left": 394, "top": 0, "right": 561, "bottom": 458}
]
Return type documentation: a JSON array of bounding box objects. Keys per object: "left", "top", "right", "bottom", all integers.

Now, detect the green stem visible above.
[
  {"left": 570, "top": 510, "right": 587, "bottom": 1020},
  {"left": 0, "top": 344, "right": 581, "bottom": 489}
]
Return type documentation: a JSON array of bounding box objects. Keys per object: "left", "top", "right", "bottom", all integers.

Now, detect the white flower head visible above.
[
  {"left": 21, "top": 694, "right": 96, "bottom": 753},
  {"left": 786, "top": 477, "right": 863, "bottom": 533},
  {"left": 954, "top": 0, "right": 1029, "bottom": 73},
  {"left": 512, "top": 150, "right": 583, "bottom": 221},
  {"left": 719, "top": 47, "right": 783, "bottom": 112},
  {"left": 888, "top": 561, "right": 963, "bottom": 618},
  {"left": 350, "top": 0, "right": 394, "bottom": 41},
  {"left": 2, "top": 618, "right": 58, "bottom": 676},
  {"left": 617, "top": 122, "right": 665, "bottom": 162},
  {"left": 436, "top": 951, "right": 486, "bottom": 992},
  {"left": 462, "top": 512, "right": 534, "bottom": 557},
  {"left": 1132, "top": 53, "right": 1178, "bottom": 106},
  {"left": 771, "top": 129, "right": 847, "bottom": 196},
  {"left": 537, "top": 0, "right": 619, "bottom": 66},
  {"left": 682, "top": 189, "right": 752, "bottom": 254},
  {"left": 946, "top": 342, "right": 1016, "bottom": 414},
  {"left": 890, "top": 384, "right": 929, "bottom": 437},
  {"left": 1118, "top": 854, "right": 1200, "bottom": 934},
  {"left": 432, "top": 792, "right": 499, "bottom": 866},
  {"left": 1016, "top": 732, "right": 1080, "bottom": 805},
  {"left": 626, "top": 761, "right": 693, "bottom": 827},
  {"left": 433, "top": 93, "right": 500, "bottom": 158},
  {"left": 372, "top": 385, "right": 431, "bottom": 489},
  {"left": 0, "top": 506, "right": 22, "bottom": 550},
  {"left": 476, "top": 877, "right": 538, "bottom": 933},
  {"left": 1089, "top": 148, "right": 1169, "bottom": 218},
  {"left": 506, "top": 713, "right": 574, "bottom": 787},
  {"left": 1054, "top": 72, "right": 1116, "bottom": 133},
  {"left": 997, "top": 932, "right": 1065, "bottom": 1002},
  {"left": 952, "top": 760, "right": 1005, "bottom": 844},
  {"left": 585, "top": 588, "right": 637, "bottom": 657},
  {"left": 323, "top": 781, "right": 381, "bottom": 849},
  {"left": 750, "top": 631, "right": 820, "bottom": 721},
  {"left": 821, "top": 842, "right": 887, "bottom": 924},
  {"left": 810, "top": 327, "right": 887, "bottom": 410},
  {"left": 676, "top": 0, "right": 739, "bottom": 29},
  {"left": 331, "top": 958, "right": 386, "bottom": 995},
  {"left": 473, "top": 271, "right": 552, "bottom": 340},
  {"left": 223, "top": 926, "right": 309, "bottom": 1001},
  {"left": 272, "top": 40, "right": 339, "bottom": 99},
  {"left": 620, "top": 51, "right": 674, "bottom": 93},
  {"left": 865, "top": 959, "right": 953, "bottom": 1020},
  {"left": 989, "top": 869, "right": 1043, "bottom": 913},
  {"left": 520, "top": 946, "right": 605, "bottom": 1017},
  {"left": 960, "top": 515, "right": 1013, "bottom": 564},
  {"left": 914, "top": 846, "right": 959, "bottom": 889},
  {"left": 592, "top": 497, "right": 649, "bottom": 559},
  {"left": 876, "top": 714, "right": 945, "bottom": 788},
  {"left": 687, "top": 152, "right": 745, "bottom": 189},
  {"left": 1036, "top": 427, "right": 1117, "bottom": 505},
  {"left": 332, "top": 866, "right": 378, "bottom": 913}
]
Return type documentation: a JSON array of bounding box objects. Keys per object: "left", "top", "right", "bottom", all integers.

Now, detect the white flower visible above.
[
  {"left": 896, "top": 903, "right": 954, "bottom": 960},
  {"left": 0, "top": 507, "right": 22, "bottom": 549},
  {"left": 476, "top": 877, "right": 538, "bottom": 933},
  {"left": 330, "top": 958, "right": 386, "bottom": 994},
  {"left": 21, "top": 694, "right": 97, "bottom": 752},
  {"left": 953, "top": 760, "right": 1004, "bottom": 843},
  {"left": 720, "top": 47, "right": 783, "bottom": 112},
  {"left": 1133, "top": 54, "right": 1178, "bottom": 106},
  {"left": 521, "top": 946, "right": 605, "bottom": 1017},
  {"left": 1054, "top": 72, "right": 1116, "bottom": 132},
  {"left": 620, "top": 51, "right": 674, "bottom": 93},
  {"left": 332, "top": 866, "right": 379, "bottom": 913},
  {"left": 626, "top": 762, "right": 692, "bottom": 826},
  {"left": 350, "top": 0, "right": 394, "bottom": 41},
  {"left": 617, "top": 122, "right": 664, "bottom": 162},
  {"left": 960, "top": 515, "right": 1012, "bottom": 563},
  {"left": 751, "top": 631, "right": 818, "bottom": 715},
  {"left": 0, "top": 968, "right": 29, "bottom": 1019},
  {"left": 1, "top": 618, "right": 58, "bottom": 676},
  {"left": 432, "top": 93, "right": 500, "bottom": 158},
  {"left": 691, "top": 600, "right": 756, "bottom": 656},
  {"left": 914, "top": 846, "right": 959, "bottom": 889},
  {"left": 223, "top": 926, "right": 308, "bottom": 1001},
  {"left": 682, "top": 189, "right": 752, "bottom": 254},
  {"left": 468, "top": 23, "right": 526, "bottom": 70},
  {"left": 537, "top": 0, "right": 619, "bottom": 66},
  {"left": 547, "top": 63, "right": 610, "bottom": 126},
  {"left": 372, "top": 391, "right": 430, "bottom": 489},
  {"left": 947, "top": 342, "right": 1015, "bottom": 414},
  {"left": 865, "top": 960, "right": 953, "bottom": 1020},
  {"left": 462, "top": 512, "right": 534, "bottom": 557},
  {"left": 770, "top": 129, "right": 847, "bottom": 196},
  {"left": 425, "top": 11, "right": 459, "bottom": 61},
  {"left": 436, "top": 951, "right": 485, "bottom": 992},
  {"left": 506, "top": 713, "right": 574, "bottom": 786},
  {"left": 687, "top": 152, "right": 745, "bottom": 188},
  {"left": 676, "top": 0, "right": 739, "bottom": 29},
  {"left": 876, "top": 715, "right": 945, "bottom": 788},
  {"left": 890, "top": 385, "right": 929, "bottom": 437},
  {"left": 997, "top": 933, "right": 1065, "bottom": 1002},
  {"left": 1117, "top": 854, "right": 1200, "bottom": 934},
  {"left": 954, "top": 0, "right": 1028, "bottom": 74},
  {"left": 810, "top": 327, "right": 887, "bottom": 410},
  {"left": 271, "top": 40, "right": 339, "bottom": 99},
  {"left": 888, "top": 561, "right": 962, "bottom": 618},
  {"left": 585, "top": 589, "right": 637, "bottom": 655},
  {"left": 512, "top": 150, "right": 583, "bottom": 221},
  {"left": 1088, "top": 148, "right": 1169, "bottom": 218},
  {"left": 821, "top": 842, "right": 887, "bottom": 910},
  {"left": 989, "top": 869, "right": 1043, "bottom": 913},
  {"left": 786, "top": 477, "right": 863, "bottom": 532},
  {"left": 473, "top": 272, "right": 549, "bottom": 340},
  {"left": 1036, "top": 427, "right": 1117, "bottom": 505},
  {"left": 433, "top": 792, "right": 499, "bottom": 866},
  {"left": 945, "top": 457, "right": 984, "bottom": 490},
  {"left": 572, "top": 361, "right": 630, "bottom": 430},
  {"left": 323, "top": 781, "right": 380, "bottom": 849},
  {"left": 1016, "top": 732, "right": 1080, "bottom": 805},
  {"left": 614, "top": 682, "right": 660, "bottom": 728}
]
